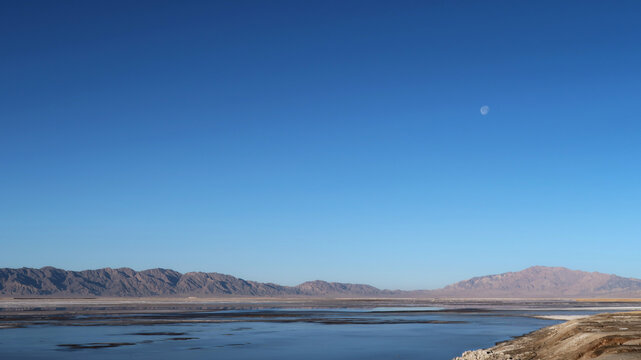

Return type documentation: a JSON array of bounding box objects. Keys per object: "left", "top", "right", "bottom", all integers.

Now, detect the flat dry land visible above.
[
  {"left": 1, "top": 297, "right": 636, "bottom": 313},
  {"left": 454, "top": 312, "right": 641, "bottom": 360},
  {"left": 576, "top": 299, "right": 641, "bottom": 303},
  {"left": 1, "top": 297, "right": 640, "bottom": 325}
]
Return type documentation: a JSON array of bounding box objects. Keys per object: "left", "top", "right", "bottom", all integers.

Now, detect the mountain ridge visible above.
[
  {"left": 2, "top": 266, "right": 641, "bottom": 298},
  {"left": 430, "top": 265, "right": 641, "bottom": 298},
  {"left": 0, "top": 266, "right": 397, "bottom": 297}
]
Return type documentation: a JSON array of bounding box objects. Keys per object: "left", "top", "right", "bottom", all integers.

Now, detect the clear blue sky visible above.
[{"left": 2, "top": 1, "right": 640, "bottom": 290}]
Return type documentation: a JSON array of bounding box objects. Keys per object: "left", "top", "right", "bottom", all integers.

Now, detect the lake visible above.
[{"left": 0, "top": 306, "right": 573, "bottom": 360}]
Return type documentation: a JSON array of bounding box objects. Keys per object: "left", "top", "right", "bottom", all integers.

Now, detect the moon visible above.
[{"left": 480, "top": 105, "right": 490, "bottom": 115}]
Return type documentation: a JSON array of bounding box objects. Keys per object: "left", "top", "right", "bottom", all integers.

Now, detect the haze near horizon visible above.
[{"left": 2, "top": 1, "right": 641, "bottom": 290}]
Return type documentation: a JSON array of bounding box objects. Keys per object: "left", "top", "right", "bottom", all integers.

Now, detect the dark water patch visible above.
[
  {"left": 231, "top": 326, "right": 252, "bottom": 331},
  {"left": 166, "top": 337, "right": 198, "bottom": 341},
  {"left": 316, "top": 319, "right": 467, "bottom": 325},
  {"left": 216, "top": 343, "right": 250, "bottom": 348},
  {"left": 0, "top": 307, "right": 501, "bottom": 329},
  {"left": 259, "top": 318, "right": 467, "bottom": 325},
  {"left": 129, "top": 331, "right": 187, "bottom": 336},
  {"left": 57, "top": 342, "right": 136, "bottom": 350}
]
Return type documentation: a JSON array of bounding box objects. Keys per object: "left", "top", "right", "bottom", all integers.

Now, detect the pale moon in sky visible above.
[{"left": 480, "top": 105, "right": 490, "bottom": 115}]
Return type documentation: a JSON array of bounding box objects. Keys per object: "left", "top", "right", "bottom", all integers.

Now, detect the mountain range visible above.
[
  {"left": 432, "top": 266, "right": 641, "bottom": 298},
  {"left": 1, "top": 266, "right": 641, "bottom": 298},
  {"left": 0, "top": 266, "right": 392, "bottom": 297}
]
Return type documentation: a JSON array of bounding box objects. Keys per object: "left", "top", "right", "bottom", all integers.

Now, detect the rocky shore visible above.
[{"left": 453, "top": 312, "right": 641, "bottom": 360}]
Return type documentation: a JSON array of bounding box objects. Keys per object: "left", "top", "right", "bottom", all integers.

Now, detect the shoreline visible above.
[
  {"left": 453, "top": 312, "right": 641, "bottom": 360},
  {"left": 2, "top": 298, "right": 640, "bottom": 329},
  {"left": 3, "top": 299, "right": 641, "bottom": 358}
]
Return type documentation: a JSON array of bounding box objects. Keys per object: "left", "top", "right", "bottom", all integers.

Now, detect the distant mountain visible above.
[
  {"left": 428, "top": 266, "right": 641, "bottom": 298},
  {"left": 2, "top": 266, "right": 641, "bottom": 298},
  {"left": 296, "top": 280, "right": 383, "bottom": 296},
  {"left": 0, "top": 267, "right": 396, "bottom": 297}
]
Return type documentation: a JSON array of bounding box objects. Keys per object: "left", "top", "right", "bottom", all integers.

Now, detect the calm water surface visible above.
[{"left": 0, "top": 308, "right": 573, "bottom": 360}]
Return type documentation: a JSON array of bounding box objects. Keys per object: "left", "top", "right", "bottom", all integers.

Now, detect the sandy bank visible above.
[{"left": 453, "top": 312, "right": 641, "bottom": 360}]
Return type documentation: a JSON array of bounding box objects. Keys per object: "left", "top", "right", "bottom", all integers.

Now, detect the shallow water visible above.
[{"left": 0, "top": 307, "right": 590, "bottom": 359}]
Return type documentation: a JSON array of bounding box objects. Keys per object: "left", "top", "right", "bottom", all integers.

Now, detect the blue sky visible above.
[{"left": 2, "top": 1, "right": 640, "bottom": 289}]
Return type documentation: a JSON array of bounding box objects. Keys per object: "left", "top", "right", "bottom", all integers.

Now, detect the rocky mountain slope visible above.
[
  {"left": 2, "top": 266, "right": 641, "bottom": 298},
  {"left": 431, "top": 266, "right": 641, "bottom": 298},
  {"left": 0, "top": 266, "right": 394, "bottom": 297}
]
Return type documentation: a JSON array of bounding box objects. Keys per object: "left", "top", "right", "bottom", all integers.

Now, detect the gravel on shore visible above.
[{"left": 453, "top": 312, "right": 641, "bottom": 360}]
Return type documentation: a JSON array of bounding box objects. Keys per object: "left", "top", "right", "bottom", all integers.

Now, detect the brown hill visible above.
[
  {"left": 431, "top": 266, "right": 641, "bottom": 298},
  {"left": 2, "top": 266, "right": 641, "bottom": 298},
  {"left": 296, "top": 280, "right": 384, "bottom": 296},
  {"left": 0, "top": 266, "right": 393, "bottom": 297}
]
